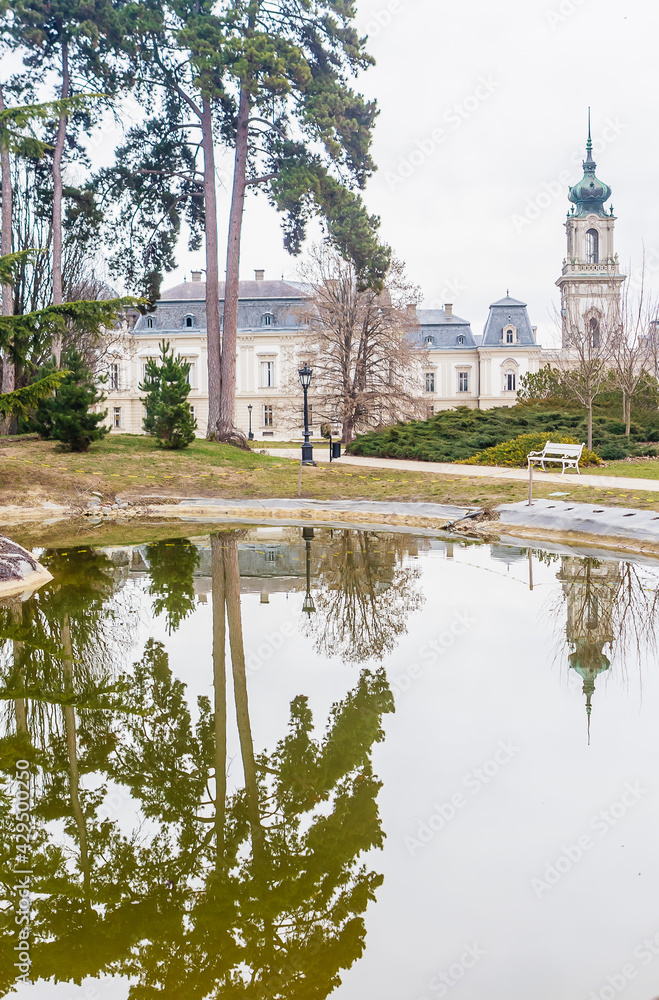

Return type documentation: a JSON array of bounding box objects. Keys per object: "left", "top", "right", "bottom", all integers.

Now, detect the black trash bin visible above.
[{"left": 331, "top": 441, "right": 341, "bottom": 459}]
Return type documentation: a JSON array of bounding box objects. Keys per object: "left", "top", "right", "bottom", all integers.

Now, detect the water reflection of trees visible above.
[
  {"left": 305, "top": 529, "right": 425, "bottom": 662},
  {"left": 0, "top": 530, "right": 394, "bottom": 996}
]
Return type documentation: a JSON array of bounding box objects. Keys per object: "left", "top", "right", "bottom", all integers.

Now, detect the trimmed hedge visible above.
[{"left": 347, "top": 403, "right": 659, "bottom": 464}]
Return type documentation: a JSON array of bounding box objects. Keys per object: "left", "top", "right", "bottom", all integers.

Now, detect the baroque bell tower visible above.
[{"left": 556, "top": 112, "right": 625, "bottom": 347}]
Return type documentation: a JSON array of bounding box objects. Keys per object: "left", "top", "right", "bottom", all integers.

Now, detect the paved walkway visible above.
[{"left": 262, "top": 448, "right": 659, "bottom": 494}]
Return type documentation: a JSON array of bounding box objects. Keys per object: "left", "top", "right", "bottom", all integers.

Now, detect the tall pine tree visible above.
[
  {"left": 140, "top": 340, "right": 197, "bottom": 449},
  {"left": 35, "top": 346, "right": 108, "bottom": 451}
]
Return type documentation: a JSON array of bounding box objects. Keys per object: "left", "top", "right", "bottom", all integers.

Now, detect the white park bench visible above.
[{"left": 527, "top": 441, "right": 584, "bottom": 475}]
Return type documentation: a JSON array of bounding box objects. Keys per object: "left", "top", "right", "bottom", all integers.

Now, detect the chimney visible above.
[
  {"left": 191, "top": 270, "right": 202, "bottom": 282},
  {"left": 444, "top": 303, "right": 453, "bottom": 318},
  {"left": 255, "top": 269, "right": 265, "bottom": 281}
]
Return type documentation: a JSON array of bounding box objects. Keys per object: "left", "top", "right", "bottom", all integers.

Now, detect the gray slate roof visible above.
[
  {"left": 161, "top": 279, "right": 309, "bottom": 301},
  {"left": 414, "top": 308, "right": 477, "bottom": 349},
  {"left": 481, "top": 295, "right": 538, "bottom": 347}
]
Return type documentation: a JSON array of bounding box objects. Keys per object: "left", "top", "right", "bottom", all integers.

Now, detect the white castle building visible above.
[{"left": 101, "top": 121, "right": 620, "bottom": 440}]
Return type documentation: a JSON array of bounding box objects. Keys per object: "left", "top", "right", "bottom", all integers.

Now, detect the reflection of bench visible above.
[{"left": 527, "top": 442, "right": 584, "bottom": 475}]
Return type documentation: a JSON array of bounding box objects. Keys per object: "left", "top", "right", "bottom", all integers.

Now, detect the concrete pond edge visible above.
[{"left": 4, "top": 496, "right": 659, "bottom": 560}]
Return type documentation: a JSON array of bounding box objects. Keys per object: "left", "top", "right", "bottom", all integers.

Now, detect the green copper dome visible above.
[{"left": 568, "top": 112, "right": 612, "bottom": 218}]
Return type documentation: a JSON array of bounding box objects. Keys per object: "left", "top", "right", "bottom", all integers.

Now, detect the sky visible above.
[
  {"left": 178, "top": 0, "right": 659, "bottom": 348},
  {"left": 5, "top": 0, "right": 659, "bottom": 346}
]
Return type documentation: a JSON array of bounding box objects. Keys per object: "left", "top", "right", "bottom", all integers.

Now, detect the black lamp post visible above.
[
  {"left": 302, "top": 526, "right": 315, "bottom": 615},
  {"left": 298, "top": 363, "right": 315, "bottom": 465},
  {"left": 247, "top": 403, "right": 254, "bottom": 440}
]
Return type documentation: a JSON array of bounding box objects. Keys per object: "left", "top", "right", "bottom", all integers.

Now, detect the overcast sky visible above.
[
  {"left": 181, "top": 0, "right": 658, "bottom": 347},
  {"left": 5, "top": 0, "right": 658, "bottom": 345}
]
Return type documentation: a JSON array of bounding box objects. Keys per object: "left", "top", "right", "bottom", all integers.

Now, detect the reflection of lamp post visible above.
[
  {"left": 298, "top": 363, "right": 315, "bottom": 465},
  {"left": 302, "top": 526, "right": 315, "bottom": 615},
  {"left": 247, "top": 404, "right": 254, "bottom": 440}
]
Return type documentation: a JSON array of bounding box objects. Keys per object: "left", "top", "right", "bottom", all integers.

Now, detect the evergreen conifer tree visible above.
[
  {"left": 35, "top": 346, "right": 108, "bottom": 451},
  {"left": 139, "top": 340, "right": 196, "bottom": 449}
]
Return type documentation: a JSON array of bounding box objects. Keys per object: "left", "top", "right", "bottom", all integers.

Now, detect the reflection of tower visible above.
[
  {"left": 556, "top": 111, "right": 625, "bottom": 347},
  {"left": 558, "top": 557, "right": 621, "bottom": 742}
]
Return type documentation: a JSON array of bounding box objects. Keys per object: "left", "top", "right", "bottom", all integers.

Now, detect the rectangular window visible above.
[
  {"left": 189, "top": 405, "right": 195, "bottom": 421},
  {"left": 181, "top": 359, "right": 197, "bottom": 389},
  {"left": 425, "top": 372, "right": 435, "bottom": 393},
  {"left": 263, "top": 404, "right": 273, "bottom": 427},
  {"left": 504, "top": 372, "right": 516, "bottom": 391},
  {"left": 109, "top": 363, "right": 119, "bottom": 390},
  {"left": 458, "top": 371, "right": 469, "bottom": 392},
  {"left": 260, "top": 360, "right": 275, "bottom": 388},
  {"left": 113, "top": 406, "right": 122, "bottom": 429}
]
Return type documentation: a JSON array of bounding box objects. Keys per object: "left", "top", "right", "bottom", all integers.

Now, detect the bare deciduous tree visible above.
[
  {"left": 608, "top": 267, "right": 657, "bottom": 435},
  {"left": 553, "top": 296, "right": 615, "bottom": 450},
  {"left": 296, "top": 247, "right": 425, "bottom": 443}
]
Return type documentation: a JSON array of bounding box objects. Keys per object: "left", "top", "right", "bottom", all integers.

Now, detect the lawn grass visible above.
[
  {"left": 2, "top": 433, "right": 659, "bottom": 517},
  {"left": 582, "top": 458, "right": 659, "bottom": 479}
]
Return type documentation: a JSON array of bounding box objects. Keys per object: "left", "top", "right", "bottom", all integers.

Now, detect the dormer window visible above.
[
  {"left": 457, "top": 335, "right": 465, "bottom": 346},
  {"left": 261, "top": 313, "right": 274, "bottom": 327},
  {"left": 184, "top": 314, "right": 195, "bottom": 329},
  {"left": 586, "top": 228, "right": 599, "bottom": 264},
  {"left": 146, "top": 317, "right": 154, "bottom": 329},
  {"left": 424, "top": 335, "right": 434, "bottom": 347},
  {"left": 503, "top": 324, "right": 517, "bottom": 345}
]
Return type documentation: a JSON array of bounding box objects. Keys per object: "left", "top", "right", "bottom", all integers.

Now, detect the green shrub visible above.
[
  {"left": 140, "top": 340, "right": 197, "bottom": 449},
  {"left": 35, "top": 348, "right": 108, "bottom": 452},
  {"left": 348, "top": 400, "right": 659, "bottom": 465},
  {"left": 599, "top": 442, "right": 630, "bottom": 461},
  {"left": 461, "top": 433, "right": 601, "bottom": 468},
  {"left": 632, "top": 445, "right": 658, "bottom": 458}
]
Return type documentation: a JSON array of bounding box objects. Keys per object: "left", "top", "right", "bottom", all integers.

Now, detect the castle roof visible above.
[
  {"left": 160, "top": 279, "right": 309, "bottom": 301},
  {"left": 414, "top": 307, "right": 477, "bottom": 349},
  {"left": 481, "top": 294, "right": 538, "bottom": 347}
]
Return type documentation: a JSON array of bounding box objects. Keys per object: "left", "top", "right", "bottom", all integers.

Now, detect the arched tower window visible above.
[
  {"left": 184, "top": 314, "right": 195, "bottom": 328},
  {"left": 586, "top": 228, "right": 599, "bottom": 264},
  {"left": 146, "top": 316, "right": 154, "bottom": 328},
  {"left": 589, "top": 317, "right": 600, "bottom": 348}
]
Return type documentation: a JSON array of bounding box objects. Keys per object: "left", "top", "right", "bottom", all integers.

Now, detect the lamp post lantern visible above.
[
  {"left": 247, "top": 404, "right": 254, "bottom": 440},
  {"left": 302, "top": 527, "right": 315, "bottom": 615},
  {"left": 298, "top": 363, "right": 315, "bottom": 465}
]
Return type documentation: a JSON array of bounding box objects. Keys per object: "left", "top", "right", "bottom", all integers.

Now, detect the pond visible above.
[{"left": 2, "top": 524, "right": 659, "bottom": 1000}]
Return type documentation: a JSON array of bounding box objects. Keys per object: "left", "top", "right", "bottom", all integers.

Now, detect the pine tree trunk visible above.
[
  {"left": 210, "top": 535, "right": 227, "bottom": 859},
  {"left": 218, "top": 84, "right": 250, "bottom": 445},
  {"left": 51, "top": 40, "right": 70, "bottom": 366},
  {"left": 224, "top": 536, "right": 265, "bottom": 865},
  {"left": 201, "top": 97, "right": 222, "bottom": 442},
  {"left": 62, "top": 615, "right": 91, "bottom": 902},
  {"left": 622, "top": 390, "right": 627, "bottom": 430},
  {"left": 587, "top": 400, "right": 593, "bottom": 451},
  {"left": 0, "top": 84, "right": 15, "bottom": 434}
]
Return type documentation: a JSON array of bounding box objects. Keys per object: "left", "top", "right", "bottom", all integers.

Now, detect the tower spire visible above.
[{"left": 584, "top": 107, "right": 595, "bottom": 166}]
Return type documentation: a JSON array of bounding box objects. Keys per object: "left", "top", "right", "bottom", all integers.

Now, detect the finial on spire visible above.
[
  {"left": 506, "top": 288, "right": 509, "bottom": 297},
  {"left": 587, "top": 107, "right": 592, "bottom": 148}
]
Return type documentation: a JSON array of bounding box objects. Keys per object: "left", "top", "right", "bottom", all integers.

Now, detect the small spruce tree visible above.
[
  {"left": 35, "top": 348, "right": 109, "bottom": 452},
  {"left": 140, "top": 340, "right": 197, "bottom": 449}
]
